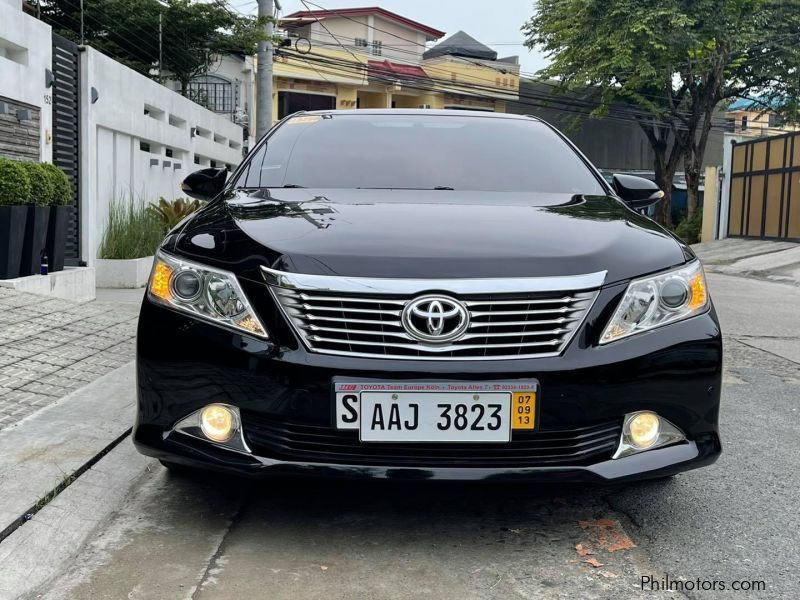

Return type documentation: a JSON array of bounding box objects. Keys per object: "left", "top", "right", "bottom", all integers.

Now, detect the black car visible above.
[{"left": 134, "top": 110, "right": 721, "bottom": 482}]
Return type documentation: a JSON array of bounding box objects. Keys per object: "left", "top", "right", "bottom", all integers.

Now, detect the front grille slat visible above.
[
  {"left": 293, "top": 305, "right": 402, "bottom": 316},
  {"left": 464, "top": 296, "right": 579, "bottom": 306},
  {"left": 301, "top": 314, "right": 403, "bottom": 327},
  {"left": 468, "top": 317, "right": 576, "bottom": 328},
  {"left": 306, "top": 335, "right": 562, "bottom": 351},
  {"left": 269, "top": 284, "right": 598, "bottom": 360},
  {"left": 242, "top": 413, "right": 621, "bottom": 468},
  {"left": 302, "top": 324, "right": 415, "bottom": 340}
]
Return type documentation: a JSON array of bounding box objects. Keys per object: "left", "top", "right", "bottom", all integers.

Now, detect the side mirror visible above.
[
  {"left": 180, "top": 168, "right": 228, "bottom": 201},
  {"left": 612, "top": 174, "right": 664, "bottom": 210}
]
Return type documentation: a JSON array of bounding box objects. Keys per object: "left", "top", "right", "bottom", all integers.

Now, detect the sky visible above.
[{"left": 229, "top": 0, "right": 549, "bottom": 75}]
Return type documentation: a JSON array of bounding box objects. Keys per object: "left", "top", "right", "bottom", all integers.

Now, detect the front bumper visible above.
[{"left": 134, "top": 283, "right": 723, "bottom": 482}]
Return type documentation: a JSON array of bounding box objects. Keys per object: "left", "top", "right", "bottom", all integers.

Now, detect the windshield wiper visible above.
[
  {"left": 282, "top": 184, "right": 305, "bottom": 188},
  {"left": 354, "top": 186, "right": 455, "bottom": 190}
]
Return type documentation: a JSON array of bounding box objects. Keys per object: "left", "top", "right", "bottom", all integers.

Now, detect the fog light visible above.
[
  {"left": 200, "top": 404, "right": 234, "bottom": 442},
  {"left": 628, "top": 411, "right": 660, "bottom": 448}
]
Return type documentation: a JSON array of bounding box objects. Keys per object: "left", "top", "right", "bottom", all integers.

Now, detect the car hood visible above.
[{"left": 172, "top": 188, "right": 690, "bottom": 285}]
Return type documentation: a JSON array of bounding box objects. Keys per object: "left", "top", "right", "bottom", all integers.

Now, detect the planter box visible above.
[
  {"left": 95, "top": 256, "right": 154, "bottom": 288},
  {"left": 0, "top": 205, "right": 28, "bottom": 279},
  {"left": 20, "top": 206, "right": 50, "bottom": 277},
  {"left": 0, "top": 267, "right": 96, "bottom": 302},
  {"left": 46, "top": 205, "right": 70, "bottom": 272}
]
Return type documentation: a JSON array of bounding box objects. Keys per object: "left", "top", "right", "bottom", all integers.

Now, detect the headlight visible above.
[
  {"left": 148, "top": 251, "right": 268, "bottom": 338},
  {"left": 600, "top": 261, "right": 708, "bottom": 344}
]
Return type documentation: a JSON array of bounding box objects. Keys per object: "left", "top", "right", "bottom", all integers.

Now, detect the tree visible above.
[
  {"left": 41, "top": 0, "right": 266, "bottom": 94},
  {"left": 523, "top": 0, "right": 800, "bottom": 227}
]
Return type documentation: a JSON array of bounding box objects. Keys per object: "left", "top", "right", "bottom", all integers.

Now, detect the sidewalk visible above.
[
  {"left": 0, "top": 287, "right": 139, "bottom": 431},
  {"left": 0, "top": 286, "right": 142, "bottom": 555},
  {"left": 693, "top": 238, "right": 800, "bottom": 286}
]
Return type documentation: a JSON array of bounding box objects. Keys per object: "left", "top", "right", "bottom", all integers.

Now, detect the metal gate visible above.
[
  {"left": 728, "top": 132, "right": 800, "bottom": 240},
  {"left": 51, "top": 33, "right": 81, "bottom": 264}
]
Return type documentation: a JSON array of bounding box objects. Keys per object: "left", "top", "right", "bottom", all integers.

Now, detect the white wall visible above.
[
  {"left": 0, "top": 0, "right": 53, "bottom": 161},
  {"left": 717, "top": 133, "right": 746, "bottom": 240},
  {"left": 371, "top": 16, "right": 426, "bottom": 63},
  {"left": 80, "top": 47, "right": 244, "bottom": 265}
]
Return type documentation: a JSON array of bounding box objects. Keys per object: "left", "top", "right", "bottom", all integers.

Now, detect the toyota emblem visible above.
[{"left": 401, "top": 295, "right": 469, "bottom": 343}]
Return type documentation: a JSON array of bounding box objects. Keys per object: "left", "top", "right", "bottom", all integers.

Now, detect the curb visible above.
[{"left": 0, "top": 362, "right": 137, "bottom": 541}]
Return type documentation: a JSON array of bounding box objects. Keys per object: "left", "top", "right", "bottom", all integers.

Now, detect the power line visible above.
[
  {"left": 278, "top": 48, "right": 738, "bottom": 133},
  {"left": 293, "top": 27, "right": 790, "bottom": 130},
  {"left": 281, "top": 0, "right": 800, "bottom": 108},
  {"left": 284, "top": 37, "right": 728, "bottom": 127},
  {"left": 53, "top": 0, "right": 164, "bottom": 60}
]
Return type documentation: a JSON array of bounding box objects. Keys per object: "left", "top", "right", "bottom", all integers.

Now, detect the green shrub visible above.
[
  {"left": 148, "top": 197, "right": 201, "bottom": 233},
  {"left": 41, "top": 163, "right": 72, "bottom": 205},
  {"left": 675, "top": 206, "right": 703, "bottom": 244},
  {"left": 18, "top": 162, "right": 52, "bottom": 206},
  {"left": 0, "top": 158, "right": 32, "bottom": 206},
  {"left": 98, "top": 194, "right": 164, "bottom": 259}
]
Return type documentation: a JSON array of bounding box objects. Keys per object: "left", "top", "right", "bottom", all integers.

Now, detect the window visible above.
[
  {"left": 139, "top": 141, "right": 151, "bottom": 152},
  {"left": 769, "top": 113, "right": 784, "bottom": 128},
  {"left": 371, "top": 40, "right": 382, "bottom": 56},
  {"left": 186, "top": 75, "right": 233, "bottom": 113},
  {"left": 354, "top": 37, "right": 368, "bottom": 48},
  {"left": 741, "top": 116, "right": 748, "bottom": 130},
  {"left": 234, "top": 113, "right": 605, "bottom": 194}
]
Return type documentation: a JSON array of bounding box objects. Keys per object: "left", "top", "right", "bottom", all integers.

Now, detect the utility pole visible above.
[
  {"left": 80, "top": 0, "right": 84, "bottom": 45},
  {"left": 256, "top": 0, "right": 274, "bottom": 140},
  {"left": 158, "top": 13, "right": 163, "bottom": 82}
]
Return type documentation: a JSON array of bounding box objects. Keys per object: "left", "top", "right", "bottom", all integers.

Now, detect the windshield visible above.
[{"left": 233, "top": 113, "right": 605, "bottom": 194}]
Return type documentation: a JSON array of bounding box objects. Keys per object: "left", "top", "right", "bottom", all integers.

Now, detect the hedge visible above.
[{"left": 0, "top": 158, "right": 32, "bottom": 206}]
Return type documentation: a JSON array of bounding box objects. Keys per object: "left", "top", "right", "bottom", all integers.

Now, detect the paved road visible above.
[{"left": 18, "top": 273, "right": 800, "bottom": 599}]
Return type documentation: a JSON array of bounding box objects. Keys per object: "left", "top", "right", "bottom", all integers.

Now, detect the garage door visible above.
[
  {"left": 728, "top": 132, "right": 800, "bottom": 240},
  {"left": 277, "top": 92, "right": 335, "bottom": 120}
]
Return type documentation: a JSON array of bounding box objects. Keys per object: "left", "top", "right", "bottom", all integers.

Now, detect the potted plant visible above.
[
  {"left": 18, "top": 161, "right": 51, "bottom": 276},
  {"left": 96, "top": 194, "right": 164, "bottom": 288},
  {"left": 148, "top": 197, "right": 201, "bottom": 233},
  {"left": 43, "top": 163, "right": 72, "bottom": 272},
  {"left": 0, "top": 158, "right": 32, "bottom": 280}
]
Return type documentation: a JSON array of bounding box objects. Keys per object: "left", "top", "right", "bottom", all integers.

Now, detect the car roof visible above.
[{"left": 294, "top": 109, "right": 542, "bottom": 121}]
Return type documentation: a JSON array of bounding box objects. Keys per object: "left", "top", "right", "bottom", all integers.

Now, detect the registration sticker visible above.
[
  {"left": 287, "top": 115, "right": 322, "bottom": 125},
  {"left": 512, "top": 392, "right": 536, "bottom": 430}
]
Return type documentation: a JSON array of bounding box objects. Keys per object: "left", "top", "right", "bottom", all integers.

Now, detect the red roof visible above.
[
  {"left": 283, "top": 7, "right": 445, "bottom": 39},
  {"left": 368, "top": 59, "right": 429, "bottom": 80}
]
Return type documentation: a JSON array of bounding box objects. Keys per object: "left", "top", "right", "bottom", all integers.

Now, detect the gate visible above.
[
  {"left": 51, "top": 33, "right": 81, "bottom": 264},
  {"left": 728, "top": 132, "right": 800, "bottom": 240}
]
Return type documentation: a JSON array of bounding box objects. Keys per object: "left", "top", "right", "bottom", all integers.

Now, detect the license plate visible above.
[{"left": 333, "top": 381, "right": 538, "bottom": 443}]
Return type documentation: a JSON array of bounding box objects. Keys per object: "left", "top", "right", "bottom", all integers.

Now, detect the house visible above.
[
  {"left": 270, "top": 7, "right": 519, "bottom": 127},
  {"left": 0, "top": 0, "right": 53, "bottom": 162},
  {"left": 725, "top": 97, "right": 798, "bottom": 138},
  {"left": 172, "top": 7, "right": 520, "bottom": 145},
  {"left": 166, "top": 54, "right": 255, "bottom": 150}
]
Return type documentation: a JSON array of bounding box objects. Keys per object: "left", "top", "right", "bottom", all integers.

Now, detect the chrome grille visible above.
[{"left": 264, "top": 268, "right": 604, "bottom": 360}]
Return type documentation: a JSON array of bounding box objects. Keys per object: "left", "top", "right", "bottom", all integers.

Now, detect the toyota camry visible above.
[{"left": 134, "top": 110, "right": 722, "bottom": 482}]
